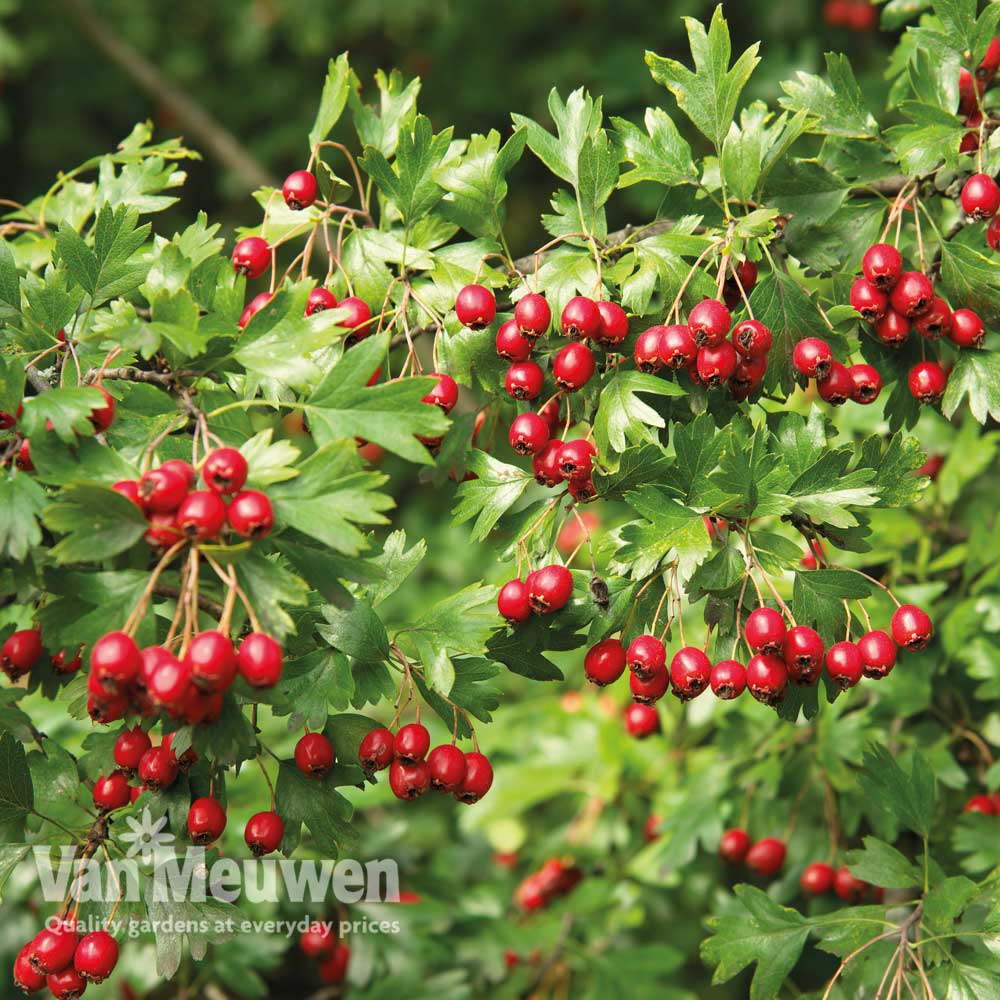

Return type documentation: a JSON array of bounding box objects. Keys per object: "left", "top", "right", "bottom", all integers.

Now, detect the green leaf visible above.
[
  {"left": 921, "top": 876, "right": 979, "bottom": 964},
  {"left": 18, "top": 386, "right": 108, "bottom": 444},
  {"left": 593, "top": 371, "right": 685, "bottom": 457},
  {"left": 42, "top": 483, "right": 148, "bottom": 564},
  {"left": 844, "top": 836, "right": 922, "bottom": 888},
  {"left": 618, "top": 488, "right": 714, "bottom": 580},
  {"left": 941, "top": 350, "right": 1000, "bottom": 425},
  {"left": 318, "top": 601, "right": 390, "bottom": 662},
  {"left": 308, "top": 53, "right": 351, "bottom": 150},
  {"left": 349, "top": 68, "right": 421, "bottom": 158},
  {"left": 0, "top": 240, "right": 20, "bottom": 319},
  {"left": 780, "top": 450, "right": 879, "bottom": 529},
  {"left": 364, "top": 530, "right": 425, "bottom": 607},
  {"left": 0, "top": 733, "right": 33, "bottom": 832},
  {"left": 645, "top": 5, "right": 761, "bottom": 150},
  {"left": 613, "top": 108, "right": 697, "bottom": 188},
  {"left": 275, "top": 760, "right": 357, "bottom": 857},
  {"left": 940, "top": 241, "right": 1000, "bottom": 326},
  {"left": 452, "top": 450, "right": 533, "bottom": 542},
  {"left": 793, "top": 569, "right": 872, "bottom": 643},
  {"left": 779, "top": 52, "right": 879, "bottom": 138},
  {"left": 860, "top": 745, "right": 936, "bottom": 839},
  {"left": 236, "top": 550, "right": 310, "bottom": 642},
  {"left": 0, "top": 474, "right": 46, "bottom": 562},
  {"left": 885, "top": 102, "right": 966, "bottom": 175}
]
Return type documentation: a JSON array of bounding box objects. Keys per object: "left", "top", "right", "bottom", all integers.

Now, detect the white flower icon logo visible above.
[{"left": 118, "top": 808, "right": 175, "bottom": 864}]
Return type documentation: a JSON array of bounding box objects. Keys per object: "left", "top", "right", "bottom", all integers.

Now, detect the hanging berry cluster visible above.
[
  {"left": 299, "top": 922, "right": 350, "bottom": 987},
  {"left": 14, "top": 921, "right": 119, "bottom": 998}
]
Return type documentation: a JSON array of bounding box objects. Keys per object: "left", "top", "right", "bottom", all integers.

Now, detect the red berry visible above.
[
  {"left": 746, "top": 837, "right": 786, "bottom": 877},
  {"left": 51, "top": 647, "right": 82, "bottom": 676},
  {"left": 724, "top": 259, "right": 759, "bottom": 308},
  {"left": 114, "top": 727, "right": 152, "bottom": 772},
  {"left": 162, "top": 458, "right": 197, "bottom": 487},
  {"left": 710, "top": 659, "right": 747, "bottom": 699},
  {"left": 567, "top": 477, "right": 596, "bottom": 503},
  {"left": 144, "top": 646, "right": 191, "bottom": 706},
  {"left": 202, "top": 447, "right": 248, "bottom": 495},
  {"left": 950, "top": 308, "right": 986, "bottom": 349},
  {"left": 514, "top": 293, "right": 551, "bottom": 339},
  {"left": 526, "top": 564, "right": 573, "bottom": 613},
  {"left": 874, "top": 309, "right": 911, "bottom": 348},
  {"left": 850, "top": 278, "right": 888, "bottom": 323},
  {"left": 359, "top": 727, "right": 395, "bottom": 772},
  {"left": 890, "top": 271, "right": 933, "bottom": 318},
  {"left": 496, "top": 319, "right": 533, "bottom": 361},
  {"left": 455, "top": 284, "right": 496, "bottom": 329},
  {"left": 456, "top": 751, "right": 493, "bottom": 803},
  {"left": 295, "top": 732, "right": 335, "bottom": 777},
  {"left": 908, "top": 361, "right": 947, "bottom": 405},
  {"left": 427, "top": 744, "right": 467, "bottom": 792},
  {"left": 394, "top": 722, "right": 430, "bottom": 764},
  {"left": 90, "top": 631, "right": 141, "bottom": 690},
  {"left": 319, "top": 944, "right": 350, "bottom": 984},
  {"left": 625, "top": 634, "right": 666, "bottom": 680},
  {"left": 232, "top": 236, "right": 271, "bottom": 279},
  {"left": 532, "top": 440, "right": 564, "bottom": 487},
  {"left": 915, "top": 298, "right": 953, "bottom": 340},
  {"left": 862, "top": 243, "right": 903, "bottom": 290},
  {"left": 300, "top": 922, "right": 336, "bottom": 958},
  {"left": 595, "top": 300, "right": 629, "bottom": 345},
  {"left": 498, "top": 578, "right": 532, "bottom": 623},
  {"left": 46, "top": 967, "right": 87, "bottom": 1000},
  {"left": 139, "top": 465, "right": 188, "bottom": 513},
  {"left": 745, "top": 607, "right": 787, "bottom": 655},
  {"left": 561, "top": 296, "right": 601, "bottom": 339},
  {"left": 660, "top": 324, "right": 698, "bottom": 369},
  {"left": 553, "top": 342, "right": 595, "bottom": 391},
  {"left": 634, "top": 325, "right": 667, "bottom": 373},
  {"left": 696, "top": 342, "right": 738, "bottom": 388},
  {"left": 505, "top": 361, "right": 545, "bottom": 400},
  {"left": 988, "top": 215, "right": 1000, "bottom": 251},
  {"left": 423, "top": 372, "right": 459, "bottom": 413},
  {"left": 227, "top": 490, "right": 274, "bottom": 538},
  {"left": 584, "top": 637, "right": 627, "bottom": 686},
  {"left": 236, "top": 632, "right": 283, "bottom": 688},
  {"left": 630, "top": 662, "right": 670, "bottom": 703},
  {"left": 719, "top": 828, "right": 751, "bottom": 864},
  {"left": 185, "top": 630, "right": 237, "bottom": 694},
  {"left": 339, "top": 297, "right": 373, "bottom": 343},
  {"left": 848, "top": 364, "right": 882, "bottom": 404},
  {"left": 282, "top": 170, "right": 318, "bottom": 210},
  {"left": 28, "top": 922, "right": 79, "bottom": 976},
  {"left": 964, "top": 794, "right": 996, "bottom": 815},
  {"left": 138, "top": 745, "right": 179, "bottom": 789},
  {"left": 143, "top": 510, "right": 182, "bottom": 550},
  {"left": 388, "top": 758, "right": 430, "bottom": 799},
  {"left": 73, "top": 931, "right": 118, "bottom": 984},
  {"left": 857, "top": 629, "right": 897, "bottom": 679},
  {"left": 817, "top": 362, "right": 853, "bottom": 405},
  {"left": 111, "top": 480, "right": 143, "bottom": 509},
  {"left": 305, "top": 287, "right": 337, "bottom": 316},
  {"left": 825, "top": 641, "right": 864, "bottom": 689},
  {"left": 746, "top": 653, "right": 789, "bottom": 705},
  {"left": 89, "top": 386, "right": 115, "bottom": 432},
  {"left": 782, "top": 625, "right": 825, "bottom": 685},
  {"left": 793, "top": 338, "right": 833, "bottom": 380},
  {"left": 961, "top": 172, "right": 1000, "bottom": 220},
  {"left": 558, "top": 439, "right": 597, "bottom": 481},
  {"left": 729, "top": 355, "right": 768, "bottom": 398},
  {"left": 14, "top": 944, "right": 46, "bottom": 993},
  {"left": 1, "top": 628, "right": 43, "bottom": 680},
  {"left": 732, "top": 319, "right": 772, "bottom": 358},
  {"left": 890, "top": 604, "right": 933, "bottom": 650},
  {"left": 239, "top": 291, "right": 274, "bottom": 328},
  {"left": 245, "top": 810, "right": 285, "bottom": 855},
  {"left": 833, "top": 867, "right": 871, "bottom": 902},
  {"left": 176, "top": 490, "right": 226, "bottom": 541},
  {"left": 800, "top": 862, "right": 835, "bottom": 896},
  {"left": 508, "top": 412, "right": 549, "bottom": 456},
  {"left": 624, "top": 702, "right": 660, "bottom": 738},
  {"left": 188, "top": 796, "right": 227, "bottom": 844},
  {"left": 669, "top": 646, "right": 711, "bottom": 701},
  {"left": 688, "top": 299, "right": 731, "bottom": 347}
]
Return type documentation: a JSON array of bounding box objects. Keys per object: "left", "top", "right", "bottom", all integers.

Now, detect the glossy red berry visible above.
[
  {"left": 227, "top": 490, "right": 274, "bottom": 538},
  {"left": 688, "top": 299, "right": 731, "bottom": 347},
  {"left": 496, "top": 319, "right": 533, "bottom": 361},
  {"left": 862, "top": 243, "right": 903, "bottom": 290},
  {"left": 245, "top": 811, "right": 285, "bottom": 856},
  {"left": 908, "top": 361, "right": 947, "bottom": 405},
  {"left": 825, "top": 641, "right": 864, "bottom": 689},
  {"left": 710, "top": 659, "right": 747, "bottom": 699},
  {"left": 595, "top": 300, "right": 629, "bottom": 345},
  {"left": 782, "top": 625, "right": 825, "bottom": 685},
  {"left": 533, "top": 441, "right": 565, "bottom": 489},
  {"left": 659, "top": 324, "right": 698, "bottom": 369},
  {"left": 950, "top": 308, "right": 986, "bottom": 348},
  {"left": 394, "top": 722, "right": 430, "bottom": 764},
  {"left": 553, "top": 342, "right": 595, "bottom": 391},
  {"left": 964, "top": 794, "right": 996, "bottom": 815},
  {"left": 389, "top": 758, "right": 430, "bottom": 799},
  {"left": 232, "top": 236, "right": 271, "bottom": 279},
  {"left": 14, "top": 944, "right": 46, "bottom": 993},
  {"left": 498, "top": 578, "right": 532, "bottom": 623},
  {"left": 139, "top": 465, "right": 188, "bottom": 513},
  {"left": 873, "top": 309, "right": 911, "bottom": 348},
  {"left": 423, "top": 372, "right": 459, "bottom": 414},
  {"left": 142, "top": 511, "right": 179, "bottom": 549},
  {"left": 634, "top": 325, "right": 667, "bottom": 373},
  {"left": 624, "top": 702, "right": 660, "bottom": 738},
  {"left": 915, "top": 298, "right": 952, "bottom": 340},
  {"left": 282, "top": 169, "right": 318, "bottom": 210},
  {"left": 850, "top": 278, "right": 888, "bottom": 322},
  {"left": 848, "top": 364, "right": 882, "bottom": 404},
  {"left": 456, "top": 751, "right": 493, "bottom": 803},
  {"left": 239, "top": 291, "right": 274, "bottom": 328},
  {"left": 28, "top": 923, "right": 79, "bottom": 976},
  {"left": 746, "top": 837, "right": 786, "bottom": 877},
  {"left": 185, "top": 630, "right": 237, "bottom": 694},
  {"left": 792, "top": 338, "right": 833, "bottom": 380},
  {"left": 891, "top": 604, "right": 933, "bottom": 650},
  {"left": 359, "top": 727, "right": 395, "bottom": 772},
  {"left": 731, "top": 319, "right": 772, "bottom": 358},
  {"left": 319, "top": 944, "right": 350, "bottom": 984},
  {"left": 455, "top": 284, "right": 496, "bottom": 329},
  {"left": 201, "top": 447, "right": 248, "bottom": 495},
  {"left": 800, "top": 862, "right": 835, "bottom": 896},
  {"left": 567, "top": 477, "right": 596, "bottom": 503},
  {"left": 339, "top": 297, "right": 373, "bottom": 343},
  {"left": 584, "top": 638, "right": 627, "bottom": 686},
  {"left": 723, "top": 259, "right": 759, "bottom": 308},
  {"left": 236, "top": 632, "right": 283, "bottom": 688},
  {"left": 295, "top": 732, "right": 335, "bottom": 777},
  {"left": 145, "top": 647, "right": 191, "bottom": 706},
  {"left": 427, "top": 744, "right": 468, "bottom": 792},
  {"left": 558, "top": 439, "right": 597, "bottom": 481},
  {"left": 514, "top": 293, "right": 551, "bottom": 339},
  {"left": 669, "top": 646, "right": 712, "bottom": 701},
  {"left": 176, "top": 490, "right": 226, "bottom": 541},
  {"left": 91, "top": 631, "right": 141, "bottom": 690},
  {"left": 746, "top": 653, "right": 789, "bottom": 705},
  {"left": 300, "top": 922, "right": 336, "bottom": 958},
  {"left": 46, "top": 967, "right": 87, "bottom": 1000},
  {"left": 833, "top": 867, "right": 871, "bottom": 902},
  {"left": 90, "top": 386, "right": 116, "bottom": 431},
  {"left": 745, "top": 607, "right": 787, "bottom": 655},
  {"left": 138, "top": 745, "right": 179, "bottom": 789},
  {"left": 630, "top": 662, "right": 670, "bottom": 703},
  {"left": 1, "top": 628, "right": 44, "bottom": 680},
  {"left": 719, "top": 828, "right": 751, "bottom": 864},
  {"left": 505, "top": 361, "right": 545, "bottom": 400},
  {"left": 186, "top": 796, "right": 227, "bottom": 845},
  {"left": 561, "top": 296, "right": 601, "bottom": 339},
  {"left": 988, "top": 215, "right": 1000, "bottom": 251},
  {"left": 818, "top": 362, "right": 853, "bottom": 405},
  {"left": 162, "top": 459, "right": 197, "bottom": 487},
  {"left": 527, "top": 564, "right": 573, "bottom": 614},
  {"left": 508, "top": 412, "right": 549, "bottom": 455},
  {"left": 626, "top": 634, "right": 666, "bottom": 680},
  {"left": 73, "top": 931, "right": 118, "bottom": 984},
  {"left": 890, "top": 271, "right": 934, "bottom": 318},
  {"left": 51, "top": 647, "right": 82, "bottom": 676},
  {"left": 696, "top": 342, "right": 738, "bottom": 388},
  {"left": 961, "top": 172, "right": 1000, "bottom": 220},
  {"left": 858, "top": 629, "right": 897, "bottom": 679},
  {"left": 114, "top": 727, "right": 152, "bottom": 772},
  {"left": 305, "top": 287, "right": 337, "bottom": 316}
]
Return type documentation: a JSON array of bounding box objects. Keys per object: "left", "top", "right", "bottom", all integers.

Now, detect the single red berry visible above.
[
  {"left": 670, "top": 646, "right": 712, "bottom": 701},
  {"left": 236, "top": 632, "right": 283, "bottom": 688},
  {"left": 1, "top": 628, "right": 44, "bottom": 680},
  {"left": 746, "top": 837, "right": 786, "bottom": 877},
  {"left": 394, "top": 722, "right": 430, "bottom": 764},
  {"left": 245, "top": 811, "right": 285, "bottom": 856},
  {"left": 732, "top": 319, "right": 773, "bottom": 358},
  {"left": 818, "top": 362, "right": 853, "bottom": 405},
  {"left": 526, "top": 564, "right": 573, "bottom": 614},
  {"left": 73, "top": 931, "right": 118, "bottom": 984},
  {"left": 300, "top": 922, "right": 336, "bottom": 959},
  {"left": 746, "top": 653, "right": 789, "bottom": 705},
  {"left": 138, "top": 745, "right": 179, "bottom": 789},
  {"left": 745, "top": 607, "right": 787, "bottom": 655},
  {"left": 282, "top": 169, "right": 319, "bottom": 210},
  {"left": 782, "top": 625, "right": 825, "bottom": 685},
  {"left": 950, "top": 308, "right": 986, "bottom": 348},
  {"left": 719, "top": 828, "right": 751, "bottom": 864},
  {"left": 848, "top": 364, "right": 882, "bottom": 404},
  {"left": 514, "top": 293, "right": 551, "bottom": 339},
  {"left": 688, "top": 299, "right": 731, "bottom": 347},
  {"left": 139, "top": 465, "right": 189, "bottom": 513},
  {"left": 833, "top": 867, "right": 871, "bottom": 902},
  {"left": 0, "top": 409, "right": 15, "bottom": 430},
  {"left": 305, "top": 287, "right": 337, "bottom": 316},
  {"left": 710, "top": 659, "right": 747, "bottom": 700},
  {"left": 696, "top": 342, "right": 738, "bottom": 388},
  {"left": 227, "top": 490, "right": 274, "bottom": 538},
  {"left": 232, "top": 236, "right": 271, "bottom": 279},
  {"left": 89, "top": 386, "right": 116, "bottom": 432},
  {"left": 558, "top": 439, "right": 597, "bottom": 481},
  {"left": 792, "top": 338, "right": 833, "bottom": 380},
  {"left": 988, "top": 214, "right": 1000, "bottom": 250},
  {"left": 427, "top": 744, "right": 468, "bottom": 792},
  {"left": 858, "top": 629, "right": 897, "bottom": 679},
  {"left": 187, "top": 796, "right": 227, "bottom": 845},
  {"left": 800, "top": 862, "right": 835, "bottom": 896},
  {"left": 455, "top": 284, "right": 497, "bottom": 329},
  {"left": 143, "top": 511, "right": 180, "bottom": 549},
  {"left": 339, "top": 297, "right": 373, "bottom": 343},
  {"left": 15, "top": 944, "right": 47, "bottom": 993},
  {"left": 505, "top": 361, "right": 545, "bottom": 400},
  {"left": 423, "top": 372, "right": 459, "bottom": 413},
  {"left": 498, "top": 578, "right": 532, "bottom": 623},
  {"left": 359, "top": 727, "right": 395, "bottom": 772},
  {"left": 162, "top": 732, "right": 199, "bottom": 770},
  {"left": 388, "top": 758, "right": 430, "bottom": 799},
  {"left": 729, "top": 355, "right": 768, "bottom": 398},
  {"left": 825, "top": 641, "right": 864, "bottom": 689},
  {"left": 185, "top": 630, "right": 237, "bottom": 694},
  {"left": 961, "top": 172, "right": 1000, "bottom": 220},
  {"left": 595, "top": 300, "right": 629, "bottom": 345},
  {"left": 111, "top": 480, "right": 143, "bottom": 509},
  {"left": 626, "top": 634, "right": 666, "bottom": 680},
  {"left": 114, "top": 727, "right": 152, "bottom": 772},
  {"left": 584, "top": 637, "right": 627, "bottom": 686},
  {"left": 202, "top": 447, "right": 248, "bottom": 495},
  {"left": 456, "top": 751, "right": 493, "bottom": 803},
  {"left": 496, "top": 319, "right": 533, "bottom": 362},
  {"left": 891, "top": 604, "right": 933, "bottom": 650},
  {"left": 176, "top": 490, "right": 227, "bottom": 541},
  {"left": 634, "top": 325, "right": 667, "bottom": 373},
  {"left": 553, "top": 342, "right": 595, "bottom": 391},
  {"left": 723, "top": 259, "right": 759, "bottom": 308},
  {"left": 624, "top": 702, "right": 660, "bottom": 738},
  {"left": 874, "top": 309, "right": 912, "bottom": 348},
  {"left": 850, "top": 278, "right": 888, "bottom": 323},
  {"left": 319, "top": 944, "right": 350, "bottom": 984},
  {"left": 630, "top": 662, "right": 670, "bottom": 703},
  {"left": 508, "top": 412, "right": 549, "bottom": 456},
  {"left": 979, "top": 35, "right": 1000, "bottom": 78},
  {"left": 533, "top": 439, "right": 564, "bottom": 488},
  {"left": 295, "top": 732, "right": 335, "bottom": 777},
  {"left": 28, "top": 922, "right": 79, "bottom": 976},
  {"left": 87, "top": 690, "right": 127, "bottom": 725},
  {"left": 91, "top": 631, "right": 141, "bottom": 690},
  {"left": 890, "top": 271, "right": 934, "bottom": 318},
  {"left": 567, "top": 477, "right": 596, "bottom": 503},
  {"left": 862, "top": 243, "right": 903, "bottom": 290},
  {"left": 660, "top": 324, "right": 698, "bottom": 369},
  {"left": 964, "top": 794, "right": 997, "bottom": 815},
  {"left": 145, "top": 646, "right": 191, "bottom": 706},
  {"left": 46, "top": 966, "right": 87, "bottom": 1000},
  {"left": 908, "top": 361, "right": 947, "bottom": 405},
  {"left": 239, "top": 291, "right": 274, "bottom": 328},
  {"left": 643, "top": 814, "right": 662, "bottom": 842},
  {"left": 915, "top": 298, "right": 953, "bottom": 340},
  {"left": 51, "top": 646, "right": 83, "bottom": 676},
  {"left": 162, "top": 460, "right": 197, "bottom": 487},
  {"left": 561, "top": 296, "right": 601, "bottom": 339}
]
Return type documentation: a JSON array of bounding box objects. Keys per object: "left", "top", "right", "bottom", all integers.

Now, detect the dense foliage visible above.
[{"left": 2, "top": 2, "right": 1000, "bottom": 998}]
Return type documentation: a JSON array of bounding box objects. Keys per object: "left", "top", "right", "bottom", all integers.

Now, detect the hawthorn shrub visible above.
[{"left": 1, "top": 3, "right": 1000, "bottom": 998}]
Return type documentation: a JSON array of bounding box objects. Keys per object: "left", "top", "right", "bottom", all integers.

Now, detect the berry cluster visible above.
[
  {"left": 498, "top": 563, "right": 574, "bottom": 621},
  {"left": 514, "top": 858, "right": 584, "bottom": 911},
  {"left": 299, "top": 922, "right": 350, "bottom": 986},
  {"left": 719, "top": 828, "right": 787, "bottom": 878},
  {"left": 14, "top": 921, "right": 119, "bottom": 997},
  {"left": 800, "top": 862, "right": 880, "bottom": 903},
  {"left": 358, "top": 721, "right": 493, "bottom": 805},
  {"left": 958, "top": 37, "right": 1000, "bottom": 156}
]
